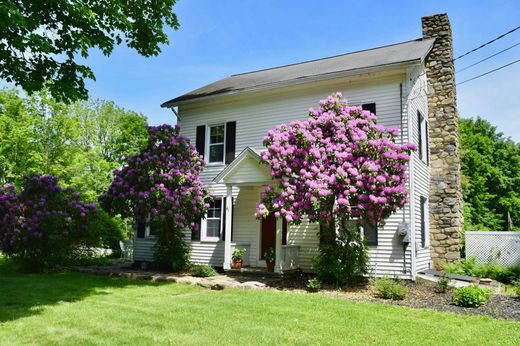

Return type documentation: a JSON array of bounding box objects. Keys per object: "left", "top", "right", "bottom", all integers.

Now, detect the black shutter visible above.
[
  {"left": 418, "top": 111, "right": 423, "bottom": 160},
  {"left": 363, "top": 221, "right": 378, "bottom": 246},
  {"left": 362, "top": 103, "right": 376, "bottom": 115},
  {"left": 136, "top": 219, "right": 146, "bottom": 238},
  {"left": 282, "top": 219, "right": 288, "bottom": 245},
  {"left": 420, "top": 196, "right": 427, "bottom": 248},
  {"left": 196, "top": 125, "right": 206, "bottom": 158},
  {"left": 425, "top": 120, "right": 430, "bottom": 165},
  {"left": 221, "top": 197, "right": 226, "bottom": 241},
  {"left": 192, "top": 217, "right": 201, "bottom": 241},
  {"left": 225, "top": 121, "right": 236, "bottom": 164}
]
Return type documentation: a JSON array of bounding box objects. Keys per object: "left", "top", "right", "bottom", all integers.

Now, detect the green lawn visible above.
[{"left": 0, "top": 259, "right": 518, "bottom": 345}]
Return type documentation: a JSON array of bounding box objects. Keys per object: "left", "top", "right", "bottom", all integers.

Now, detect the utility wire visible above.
[
  {"left": 457, "top": 41, "right": 520, "bottom": 73},
  {"left": 457, "top": 58, "right": 520, "bottom": 85},
  {"left": 454, "top": 25, "right": 520, "bottom": 61}
]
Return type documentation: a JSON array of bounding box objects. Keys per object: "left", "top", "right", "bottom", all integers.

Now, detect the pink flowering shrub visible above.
[
  {"left": 0, "top": 174, "right": 98, "bottom": 271},
  {"left": 256, "top": 93, "right": 416, "bottom": 284},
  {"left": 99, "top": 125, "right": 211, "bottom": 270}
]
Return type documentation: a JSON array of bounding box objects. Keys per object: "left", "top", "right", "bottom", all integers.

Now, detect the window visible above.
[
  {"left": 420, "top": 196, "right": 429, "bottom": 248},
  {"left": 363, "top": 221, "right": 378, "bottom": 246},
  {"left": 202, "top": 198, "right": 223, "bottom": 241},
  {"left": 208, "top": 124, "right": 225, "bottom": 163},
  {"left": 418, "top": 111, "right": 429, "bottom": 163}
]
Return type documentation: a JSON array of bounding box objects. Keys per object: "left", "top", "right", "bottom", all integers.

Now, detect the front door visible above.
[{"left": 260, "top": 213, "right": 276, "bottom": 260}]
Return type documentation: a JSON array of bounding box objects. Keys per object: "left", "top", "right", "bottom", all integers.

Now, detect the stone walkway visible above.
[{"left": 75, "top": 265, "right": 273, "bottom": 290}]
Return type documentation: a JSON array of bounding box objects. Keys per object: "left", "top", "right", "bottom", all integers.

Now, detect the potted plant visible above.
[
  {"left": 264, "top": 247, "right": 275, "bottom": 272},
  {"left": 232, "top": 248, "right": 246, "bottom": 269}
]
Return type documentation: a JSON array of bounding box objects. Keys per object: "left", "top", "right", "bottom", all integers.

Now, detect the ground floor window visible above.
[{"left": 202, "top": 197, "right": 223, "bottom": 241}]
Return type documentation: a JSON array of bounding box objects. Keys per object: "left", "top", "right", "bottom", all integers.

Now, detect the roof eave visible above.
[{"left": 161, "top": 59, "right": 423, "bottom": 108}]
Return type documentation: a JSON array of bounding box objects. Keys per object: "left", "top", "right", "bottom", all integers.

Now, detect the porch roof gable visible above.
[{"left": 213, "top": 147, "right": 272, "bottom": 185}]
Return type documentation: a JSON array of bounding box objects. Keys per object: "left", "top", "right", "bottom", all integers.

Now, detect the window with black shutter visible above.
[
  {"left": 363, "top": 221, "right": 378, "bottom": 246},
  {"left": 191, "top": 217, "right": 201, "bottom": 241}
]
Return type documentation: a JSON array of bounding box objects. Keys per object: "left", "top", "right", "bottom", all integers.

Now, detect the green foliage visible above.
[
  {"left": 437, "top": 276, "right": 451, "bottom": 293},
  {"left": 0, "top": 1, "right": 180, "bottom": 103},
  {"left": 190, "top": 265, "right": 218, "bottom": 278},
  {"left": 371, "top": 277, "right": 408, "bottom": 300},
  {"left": 306, "top": 278, "right": 321, "bottom": 292},
  {"left": 313, "top": 220, "right": 369, "bottom": 286},
  {"left": 452, "top": 285, "right": 491, "bottom": 308},
  {"left": 86, "top": 209, "right": 126, "bottom": 256},
  {"left": 264, "top": 247, "right": 275, "bottom": 263},
  {"left": 514, "top": 281, "right": 520, "bottom": 297},
  {"left": 232, "top": 248, "right": 246, "bottom": 261},
  {"left": 152, "top": 222, "right": 191, "bottom": 272},
  {"left": 460, "top": 117, "right": 520, "bottom": 231},
  {"left": 444, "top": 257, "right": 520, "bottom": 284}
]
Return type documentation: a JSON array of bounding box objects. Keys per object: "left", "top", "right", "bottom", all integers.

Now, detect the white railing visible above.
[
  {"left": 465, "top": 231, "right": 520, "bottom": 266},
  {"left": 280, "top": 245, "right": 300, "bottom": 271}
]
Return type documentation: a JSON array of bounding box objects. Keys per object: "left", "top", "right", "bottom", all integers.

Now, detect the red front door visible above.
[{"left": 261, "top": 213, "right": 276, "bottom": 260}]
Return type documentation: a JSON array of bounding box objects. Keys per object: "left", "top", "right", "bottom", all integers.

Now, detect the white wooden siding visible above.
[{"left": 134, "top": 67, "right": 429, "bottom": 278}]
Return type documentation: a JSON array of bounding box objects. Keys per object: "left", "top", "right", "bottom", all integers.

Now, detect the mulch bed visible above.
[{"left": 269, "top": 272, "right": 520, "bottom": 321}]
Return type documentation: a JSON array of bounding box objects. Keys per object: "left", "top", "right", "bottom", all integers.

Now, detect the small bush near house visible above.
[
  {"left": 372, "top": 277, "right": 408, "bottom": 300},
  {"left": 86, "top": 209, "right": 126, "bottom": 256},
  {"left": 452, "top": 285, "right": 491, "bottom": 308},
  {"left": 190, "top": 264, "right": 218, "bottom": 277},
  {"left": 514, "top": 281, "right": 520, "bottom": 297},
  {"left": 307, "top": 278, "right": 321, "bottom": 292},
  {"left": 445, "top": 257, "right": 520, "bottom": 284},
  {"left": 437, "top": 276, "right": 451, "bottom": 293}
]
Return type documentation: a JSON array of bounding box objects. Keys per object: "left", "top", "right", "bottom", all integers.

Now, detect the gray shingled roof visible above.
[{"left": 161, "top": 38, "right": 434, "bottom": 107}]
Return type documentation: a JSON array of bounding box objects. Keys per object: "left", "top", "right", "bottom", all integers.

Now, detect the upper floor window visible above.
[
  {"left": 208, "top": 124, "right": 225, "bottom": 164},
  {"left": 418, "top": 111, "right": 429, "bottom": 164}
]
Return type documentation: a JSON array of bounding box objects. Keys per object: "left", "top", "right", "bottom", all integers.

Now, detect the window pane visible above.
[
  {"left": 209, "top": 144, "right": 224, "bottom": 163},
  {"left": 207, "top": 219, "right": 221, "bottom": 237},
  {"left": 210, "top": 125, "right": 224, "bottom": 144}
]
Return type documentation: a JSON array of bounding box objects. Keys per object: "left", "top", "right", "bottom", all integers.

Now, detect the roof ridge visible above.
[{"left": 230, "top": 38, "right": 425, "bottom": 77}]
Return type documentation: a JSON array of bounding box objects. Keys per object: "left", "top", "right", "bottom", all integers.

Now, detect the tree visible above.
[
  {"left": 256, "top": 93, "right": 415, "bottom": 284},
  {"left": 459, "top": 117, "right": 520, "bottom": 231},
  {"left": 0, "top": 1, "right": 180, "bottom": 102},
  {"left": 99, "top": 125, "right": 211, "bottom": 270}
]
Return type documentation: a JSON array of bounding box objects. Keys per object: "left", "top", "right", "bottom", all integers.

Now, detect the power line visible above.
[
  {"left": 457, "top": 41, "right": 520, "bottom": 73},
  {"left": 454, "top": 25, "right": 520, "bottom": 61},
  {"left": 457, "top": 58, "right": 520, "bottom": 85}
]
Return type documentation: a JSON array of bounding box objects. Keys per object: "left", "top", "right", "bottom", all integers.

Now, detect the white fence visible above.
[{"left": 465, "top": 231, "right": 520, "bottom": 266}]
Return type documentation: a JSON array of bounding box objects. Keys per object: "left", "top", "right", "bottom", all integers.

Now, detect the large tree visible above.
[
  {"left": 256, "top": 93, "right": 415, "bottom": 284},
  {"left": 460, "top": 117, "right": 520, "bottom": 231},
  {"left": 99, "top": 125, "right": 211, "bottom": 270},
  {"left": 0, "top": 0, "right": 180, "bottom": 102}
]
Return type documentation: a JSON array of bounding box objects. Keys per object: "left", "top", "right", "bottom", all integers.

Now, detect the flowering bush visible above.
[
  {"left": 99, "top": 124, "right": 210, "bottom": 270},
  {"left": 0, "top": 174, "right": 98, "bottom": 271},
  {"left": 256, "top": 93, "right": 415, "bottom": 283}
]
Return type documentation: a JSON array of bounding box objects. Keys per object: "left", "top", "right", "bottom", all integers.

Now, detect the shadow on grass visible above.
[{"left": 0, "top": 257, "right": 163, "bottom": 323}]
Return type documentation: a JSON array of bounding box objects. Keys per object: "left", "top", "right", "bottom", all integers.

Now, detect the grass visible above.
[{"left": 0, "top": 257, "right": 518, "bottom": 345}]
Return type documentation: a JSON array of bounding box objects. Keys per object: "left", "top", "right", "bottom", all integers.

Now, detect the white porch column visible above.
[
  {"left": 275, "top": 218, "right": 283, "bottom": 273},
  {"left": 223, "top": 185, "right": 233, "bottom": 270}
]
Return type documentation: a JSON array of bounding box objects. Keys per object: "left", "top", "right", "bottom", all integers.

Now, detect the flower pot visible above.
[
  {"left": 266, "top": 261, "right": 275, "bottom": 272},
  {"left": 233, "top": 259, "right": 243, "bottom": 269}
]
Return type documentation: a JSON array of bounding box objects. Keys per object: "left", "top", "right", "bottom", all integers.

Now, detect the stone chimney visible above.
[{"left": 421, "top": 14, "right": 463, "bottom": 268}]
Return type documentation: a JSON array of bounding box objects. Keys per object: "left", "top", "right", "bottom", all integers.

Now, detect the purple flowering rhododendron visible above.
[
  {"left": 256, "top": 93, "right": 416, "bottom": 238},
  {"left": 0, "top": 174, "right": 98, "bottom": 270},
  {"left": 99, "top": 125, "right": 210, "bottom": 268}
]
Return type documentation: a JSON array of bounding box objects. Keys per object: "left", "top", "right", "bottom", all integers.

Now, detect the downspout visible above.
[
  {"left": 400, "top": 83, "right": 409, "bottom": 276},
  {"left": 406, "top": 73, "right": 417, "bottom": 280}
]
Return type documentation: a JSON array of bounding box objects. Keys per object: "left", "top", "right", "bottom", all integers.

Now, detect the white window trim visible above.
[
  {"left": 420, "top": 196, "right": 430, "bottom": 248},
  {"left": 418, "top": 111, "right": 428, "bottom": 164},
  {"left": 201, "top": 197, "right": 224, "bottom": 242},
  {"left": 205, "top": 123, "right": 226, "bottom": 165},
  {"left": 144, "top": 214, "right": 155, "bottom": 238}
]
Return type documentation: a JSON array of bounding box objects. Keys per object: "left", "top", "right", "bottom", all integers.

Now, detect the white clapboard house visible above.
[{"left": 133, "top": 14, "right": 459, "bottom": 279}]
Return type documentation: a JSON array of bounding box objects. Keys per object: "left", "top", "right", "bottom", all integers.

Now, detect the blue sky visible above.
[{"left": 18, "top": 1, "right": 520, "bottom": 140}]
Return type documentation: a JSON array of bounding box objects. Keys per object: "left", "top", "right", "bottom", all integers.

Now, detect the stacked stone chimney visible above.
[{"left": 421, "top": 14, "right": 464, "bottom": 268}]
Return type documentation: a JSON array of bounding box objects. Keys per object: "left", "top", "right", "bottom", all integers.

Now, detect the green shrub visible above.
[
  {"left": 190, "top": 265, "right": 218, "bottom": 277},
  {"left": 312, "top": 221, "right": 368, "bottom": 286},
  {"left": 514, "top": 281, "right": 520, "bottom": 297},
  {"left": 372, "top": 277, "right": 408, "bottom": 300},
  {"left": 445, "top": 257, "right": 520, "bottom": 285},
  {"left": 437, "top": 276, "right": 451, "bottom": 293},
  {"left": 307, "top": 278, "right": 321, "bottom": 292},
  {"left": 86, "top": 209, "right": 126, "bottom": 256},
  {"left": 452, "top": 285, "right": 491, "bottom": 307},
  {"left": 152, "top": 221, "right": 191, "bottom": 272}
]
